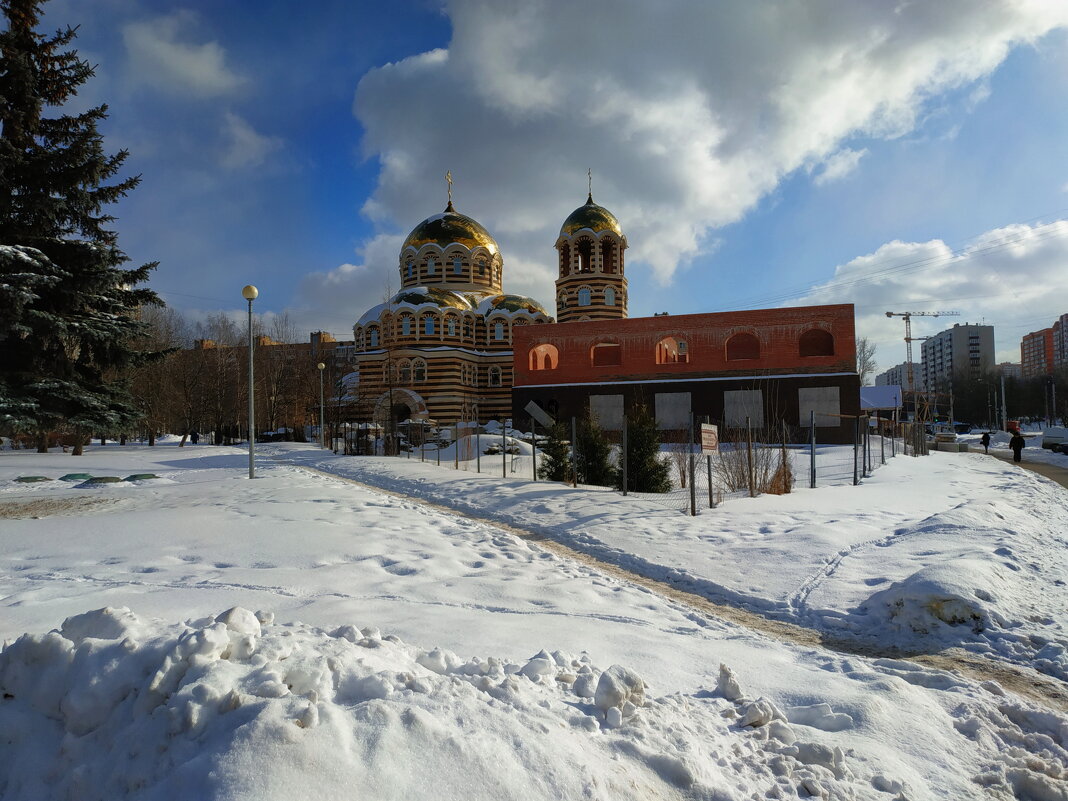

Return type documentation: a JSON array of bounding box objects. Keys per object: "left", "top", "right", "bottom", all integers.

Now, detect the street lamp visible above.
[
  {"left": 317, "top": 362, "right": 326, "bottom": 448},
  {"left": 242, "top": 285, "right": 258, "bottom": 478}
]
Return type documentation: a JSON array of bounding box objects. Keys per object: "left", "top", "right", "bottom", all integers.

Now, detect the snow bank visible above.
[{"left": 1, "top": 607, "right": 888, "bottom": 801}]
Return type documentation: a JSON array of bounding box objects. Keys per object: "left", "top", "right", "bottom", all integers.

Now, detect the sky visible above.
[{"left": 35, "top": 0, "right": 1068, "bottom": 368}]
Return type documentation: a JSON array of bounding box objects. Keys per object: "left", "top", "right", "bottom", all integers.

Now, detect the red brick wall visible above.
[{"left": 513, "top": 304, "right": 857, "bottom": 386}]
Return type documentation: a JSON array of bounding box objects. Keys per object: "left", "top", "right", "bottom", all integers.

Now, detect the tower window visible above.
[
  {"left": 604, "top": 287, "right": 616, "bottom": 306},
  {"left": 369, "top": 327, "right": 379, "bottom": 348},
  {"left": 478, "top": 261, "right": 485, "bottom": 276},
  {"left": 447, "top": 317, "right": 457, "bottom": 337},
  {"left": 453, "top": 256, "right": 462, "bottom": 274},
  {"left": 401, "top": 316, "right": 411, "bottom": 337},
  {"left": 578, "top": 287, "right": 592, "bottom": 306},
  {"left": 494, "top": 321, "right": 505, "bottom": 341},
  {"left": 424, "top": 317, "right": 435, "bottom": 336},
  {"left": 406, "top": 262, "right": 413, "bottom": 279},
  {"left": 426, "top": 257, "right": 435, "bottom": 275}
]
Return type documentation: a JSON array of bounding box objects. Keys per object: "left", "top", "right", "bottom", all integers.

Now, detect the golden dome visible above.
[
  {"left": 402, "top": 202, "right": 499, "bottom": 255},
  {"left": 560, "top": 194, "right": 622, "bottom": 237}
]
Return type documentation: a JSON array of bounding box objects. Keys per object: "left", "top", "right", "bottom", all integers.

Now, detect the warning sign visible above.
[{"left": 700, "top": 423, "right": 719, "bottom": 454}]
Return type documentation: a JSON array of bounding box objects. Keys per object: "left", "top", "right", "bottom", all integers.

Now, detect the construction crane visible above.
[{"left": 885, "top": 311, "right": 960, "bottom": 454}]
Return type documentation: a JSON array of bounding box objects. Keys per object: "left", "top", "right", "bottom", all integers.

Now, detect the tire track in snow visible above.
[{"left": 290, "top": 463, "right": 1068, "bottom": 712}]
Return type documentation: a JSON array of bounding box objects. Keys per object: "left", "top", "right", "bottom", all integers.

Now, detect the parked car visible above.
[{"left": 1041, "top": 426, "right": 1067, "bottom": 452}]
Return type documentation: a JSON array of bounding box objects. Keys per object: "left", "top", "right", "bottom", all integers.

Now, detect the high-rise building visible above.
[
  {"left": 1021, "top": 328, "right": 1054, "bottom": 377},
  {"left": 920, "top": 323, "right": 995, "bottom": 390},
  {"left": 996, "top": 362, "right": 1023, "bottom": 379},
  {"left": 875, "top": 362, "right": 923, "bottom": 392},
  {"left": 1053, "top": 313, "right": 1068, "bottom": 369}
]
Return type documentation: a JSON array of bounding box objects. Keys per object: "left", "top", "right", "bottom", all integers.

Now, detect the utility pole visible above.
[{"left": 885, "top": 310, "right": 960, "bottom": 454}]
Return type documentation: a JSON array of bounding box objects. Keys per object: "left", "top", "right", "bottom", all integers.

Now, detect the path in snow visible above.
[
  {"left": 292, "top": 463, "right": 1068, "bottom": 713},
  {"left": 969, "top": 445, "right": 1068, "bottom": 488}
]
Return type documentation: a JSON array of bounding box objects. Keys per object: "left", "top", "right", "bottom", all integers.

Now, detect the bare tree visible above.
[
  {"left": 856, "top": 337, "right": 878, "bottom": 385},
  {"left": 129, "top": 306, "right": 184, "bottom": 445}
]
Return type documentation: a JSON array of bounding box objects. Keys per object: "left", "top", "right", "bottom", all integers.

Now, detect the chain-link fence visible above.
[{"left": 348, "top": 413, "right": 908, "bottom": 515}]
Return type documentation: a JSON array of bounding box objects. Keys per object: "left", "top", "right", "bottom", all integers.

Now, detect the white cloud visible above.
[
  {"left": 814, "top": 148, "right": 868, "bottom": 186},
  {"left": 220, "top": 113, "right": 283, "bottom": 170},
  {"left": 787, "top": 219, "right": 1068, "bottom": 364},
  {"left": 123, "top": 12, "right": 245, "bottom": 97},
  {"left": 352, "top": 0, "right": 1068, "bottom": 308}
]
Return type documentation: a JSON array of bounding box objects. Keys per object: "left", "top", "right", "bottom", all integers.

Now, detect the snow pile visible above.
[{"left": 0, "top": 607, "right": 888, "bottom": 801}]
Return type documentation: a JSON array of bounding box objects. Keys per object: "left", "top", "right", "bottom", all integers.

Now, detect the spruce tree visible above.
[
  {"left": 0, "top": 0, "right": 162, "bottom": 453},
  {"left": 575, "top": 410, "right": 616, "bottom": 487},
  {"left": 537, "top": 421, "right": 573, "bottom": 482},
  {"left": 619, "top": 402, "right": 672, "bottom": 493}
]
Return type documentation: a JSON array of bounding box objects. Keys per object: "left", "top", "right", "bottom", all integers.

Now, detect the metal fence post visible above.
[
  {"left": 880, "top": 418, "right": 885, "bottom": 465},
  {"left": 621, "top": 414, "right": 628, "bottom": 496},
  {"left": 707, "top": 454, "right": 715, "bottom": 508},
  {"left": 476, "top": 429, "right": 481, "bottom": 473},
  {"left": 746, "top": 416, "right": 755, "bottom": 498},
  {"left": 531, "top": 417, "right": 537, "bottom": 481},
  {"left": 810, "top": 410, "right": 816, "bottom": 489},
  {"left": 689, "top": 413, "right": 697, "bottom": 516},
  {"left": 571, "top": 416, "right": 578, "bottom": 488},
  {"left": 853, "top": 416, "right": 860, "bottom": 486},
  {"left": 502, "top": 421, "right": 507, "bottom": 478}
]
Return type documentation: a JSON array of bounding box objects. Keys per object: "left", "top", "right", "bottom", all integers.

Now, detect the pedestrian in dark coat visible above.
[
  {"left": 980, "top": 432, "right": 991, "bottom": 454},
  {"left": 1009, "top": 432, "right": 1025, "bottom": 462}
]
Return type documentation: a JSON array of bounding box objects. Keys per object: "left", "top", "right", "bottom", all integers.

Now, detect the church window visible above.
[
  {"left": 424, "top": 316, "right": 435, "bottom": 336},
  {"left": 401, "top": 316, "right": 411, "bottom": 337},
  {"left": 478, "top": 261, "right": 485, "bottom": 276},
  {"left": 447, "top": 317, "right": 457, "bottom": 337},
  {"left": 369, "top": 327, "right": 379, "bottom": 348},
  {"left": 726, "top": 333, "right": 760, "bottom": 361},
  {"left": 406, "top": 262, "right": 413, "bottom": 279},
  {"left": 577, "top": 238, "right": 593, "bottom": 272},
  {"left": 578, "top": 287, "right": 592, "bottom": 306},
  {"left": 494, "top": 321, "right": 505, "bottom": 341},
  {"left": 413, "top": 358, "right": 427, "bottom": 382},
  {"left": 399, "top": 360, "right": 412, "bottom": 383},
  {"left": 453, "top": 256, "right": 462, "bottom": 274},
  {"left": 558, "top": 292, "right": 568, "bottom": 309},
  {"left": 604, "top": 287, "right": 616, "bottom": 306},
  {"left": 528, "top": 344, "right": 559, "bottom": 371},
  {"left": 426, "top": 257, "right": 435, "bottom": 275},
  {"left": 488, "top": 366, "right": 502, "bottom": 387},
  {"left": 799, "top": 328, "right": 834, "bottom": 357},
  {"left": 559, "top": 244, "right": 570, "bottom": 278},
  {"left": 601, "top": 239, "right": 615, "bottom": 274}
]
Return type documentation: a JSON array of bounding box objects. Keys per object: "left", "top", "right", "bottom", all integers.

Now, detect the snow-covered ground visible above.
[{"left": 2, "top": 441, "right": 1067, "bottom": 800}]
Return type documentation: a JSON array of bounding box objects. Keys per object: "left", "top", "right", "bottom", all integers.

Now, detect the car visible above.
[{"left": 1040, "top": 426, "right": 1067, "bottom": 451}]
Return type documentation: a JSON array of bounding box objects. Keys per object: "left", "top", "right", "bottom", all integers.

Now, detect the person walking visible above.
[
  {"left": 1009, "top": 431, "right": 1025, "bottom": 463},
  {"left": 980, "top": 431, "right": 991, "bottom": 454}
]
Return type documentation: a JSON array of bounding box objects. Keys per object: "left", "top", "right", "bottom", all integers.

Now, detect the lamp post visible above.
[
  {"left": 242, "top": 285, "right": 258, "bottom": 478},
  {"left": 317, "top": 362, "right": 326, "bottom": 448}
]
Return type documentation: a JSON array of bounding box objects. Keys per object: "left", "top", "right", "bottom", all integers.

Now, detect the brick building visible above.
[
  {"left": 512, "top": 305, "right": 861, "bottom": 443},
  {"left": 1021, "top": 327, "right": 1054, "bottom": 378}
]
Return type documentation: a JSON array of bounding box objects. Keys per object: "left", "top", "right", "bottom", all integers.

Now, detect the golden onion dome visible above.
[
  {"left": 560, "top": 193, "right": 622, "bottom": 237},
  {"left": 402, "top": 202, "right": 499, "bottom": 255},
  {"left": 477, "top": 294, "right": 551, "bottom": 317}
]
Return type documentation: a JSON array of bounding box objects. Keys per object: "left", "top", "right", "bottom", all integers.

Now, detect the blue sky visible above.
[{"left": 39, "top": 0, "right": 1068, "bottom": 368}]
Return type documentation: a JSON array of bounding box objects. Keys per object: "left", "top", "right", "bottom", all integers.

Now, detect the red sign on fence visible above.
[{"left": 700, "top": 423, "right": 719, "bottom": 454}]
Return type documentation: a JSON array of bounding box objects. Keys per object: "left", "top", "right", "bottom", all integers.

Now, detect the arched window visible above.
[
  {"left": 601, "top": 239, "right": 615, "bottom": 274},
  {"left": 725, "top": 332, "right": 760, "bottom": 361},
  {"left": 426, "top": 257, "right": 435, "bottom": 275},
  {"left": 406, "top": 262, "right": 413, "bottom": 279},
  {"left": 591, "top": 342, "right": 622, "bottom": 366},
  {"left": 401, "top": 316, "right": 411, "bottom": 337},
  {"left": 478, "top": 261, "right": 486, "bottom": 276},
  {"left": 558, "top": 292, "right": 568, "bottom": 309},
  {"left": 655, "top": 337, "right": 689, "bottom": 364},
  {"left": 463, "top": 319, "right": 473, "bottom": 339},
  {"left": 453, "top": 256, "right": 462, "bottom": 274},
  {"left": 494, "top": 321, "right": 505, "bottom": 341},
  {"left": 369, "top": 327, "right": 379, "bottom": 348},
  {"left": 528, "top": 343, "right": 559, "bottom": 370},
  {"left": 413, "top": 358, "right": 427, "bottom": 382},
  {"left": 799, "top": 328, "right": 835, "bottom": 357},
  {"left": 577, "top": 238, "right": 593, "bottom": 272},
  {"left": 488, "top": 366, "right": 502, "bottom": 387},
  {"left": 447, "top": 317, "right": 457, "bottom": 337},
  {"left": 559, "top": 244, "right": 570, "bottom": 277},
  {"left": 577, "top": 286, "right": 592, "bottom": 306},
  {"left": 604, "top": 286, "right": 616, "bottom": 306},
  {"left": 424, "top": 316, "right": 435, "bottom": 336},
  {"left": 399, "top": 360, "right": 412, "bottom": 383}
]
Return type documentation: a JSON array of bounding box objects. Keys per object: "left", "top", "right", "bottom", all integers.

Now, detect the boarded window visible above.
[
  {"left": 726, "top": 333, "right": 760, "bottom": 361},
  {"left": 799, "top": 329, "right": 834, "bottom": 357},
  {"left": 591, "top": 343, "right": 622, "bottom": 366},
  {"left": 724, "top": 389, "right": 763, "bottom": 428},
  {"left": 655, "top": 392, "right": 691, "bottom": 430},
  {"left": 590, "top": 394, "right": 624, "bottom": 431},
  {"left": 798, "top": 386, "right": 840, "bottom": 427}
]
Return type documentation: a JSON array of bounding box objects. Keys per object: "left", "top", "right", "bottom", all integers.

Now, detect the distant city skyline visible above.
[{"left": 41, "top": 0, "right": 1068, "bottom": 365}]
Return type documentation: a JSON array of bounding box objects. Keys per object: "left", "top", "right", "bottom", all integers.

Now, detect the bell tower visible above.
[{"left": 554, "top": 182, "right": 627, "bottom": 324}]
